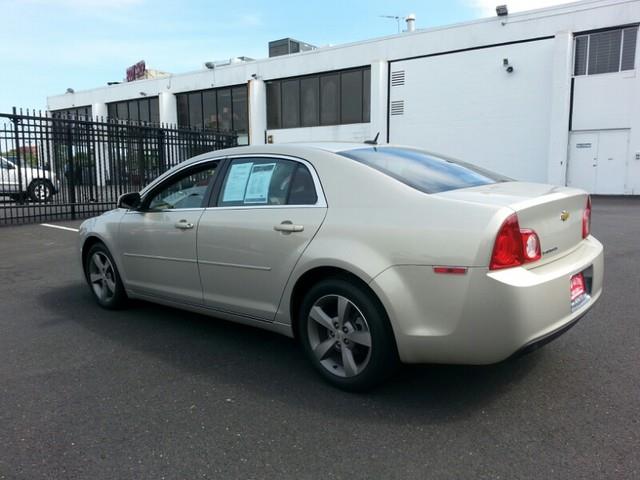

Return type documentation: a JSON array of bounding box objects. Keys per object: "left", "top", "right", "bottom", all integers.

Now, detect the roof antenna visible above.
[{"left": 364, "top": 132, "right": 380, "bottom": 145}]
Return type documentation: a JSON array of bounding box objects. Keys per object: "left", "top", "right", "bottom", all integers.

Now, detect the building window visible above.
[
  {"left": 175, "top": 84, "right": 248, "bottom": 139},
  {"left": 574, "top": 26, "right": 638, "bottom": 76},
  {"left": 107, "top": 97, "right": 160, "bottom": 124},
  {"left": 51, "top": 106, "right": 92, "bottom": 120},
  {"left": 266, "top": 66, "right": 371, "bottom": 130}
]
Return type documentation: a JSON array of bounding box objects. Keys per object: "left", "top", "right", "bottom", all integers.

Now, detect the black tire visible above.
[
  {"left": 28, "top": 179, "right": 53, "bottom": 202},
  {"left": 84, "top": 243, "right": 128, "bottom": 309},
  {"left": 298, "top": 277, "right": 399, "bottom": 392}
]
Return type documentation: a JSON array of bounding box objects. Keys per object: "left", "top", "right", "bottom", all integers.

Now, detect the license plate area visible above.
[{"left": 570, "top": 266, "right": 592, "bottom": 311}]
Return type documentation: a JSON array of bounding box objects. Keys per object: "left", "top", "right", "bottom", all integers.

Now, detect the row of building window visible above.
[
  {"left": 176, "top": 86, "right": 248, "bottom": 134},
  {"left": 574, "top": 26, "right": 637, "bottom": 76},
  {"left": 266, "top": 66, "right": 371, "bottom": 130},
  {"left": 107, "top": 97, "right": 160, "bottom": 125},
  {"left": 51, "top": 106, "right": 93, "bottom": 120}
]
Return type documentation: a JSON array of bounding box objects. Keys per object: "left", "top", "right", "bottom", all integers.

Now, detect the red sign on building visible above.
[{"left": 126, "top": 60, "right": 146, "bottom": 82}]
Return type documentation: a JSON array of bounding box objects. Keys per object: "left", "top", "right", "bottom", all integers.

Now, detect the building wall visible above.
[
  {"left": 46, "top": 0, "right": 640, "bottom": 192},
  {"left": 387, "top": 38, "right": 556, "bottom": 182}
]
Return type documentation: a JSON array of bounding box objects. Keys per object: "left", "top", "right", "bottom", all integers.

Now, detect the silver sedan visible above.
[{"left": 78, "top": 143, "right": 604, "bottom": 391}]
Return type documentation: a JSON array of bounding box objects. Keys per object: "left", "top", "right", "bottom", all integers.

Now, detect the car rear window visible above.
[{"left": 337, "top": 146, "right": 508, "bottom": 194}]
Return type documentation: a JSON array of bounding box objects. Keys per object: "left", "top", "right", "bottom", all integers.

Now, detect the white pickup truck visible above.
[{"left": 0, "top": 156, "right": 58, "bottom": 202}]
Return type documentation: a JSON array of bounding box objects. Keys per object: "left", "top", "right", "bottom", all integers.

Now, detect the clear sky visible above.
[{"left": 0, "top": 0, "right": 575, "bottom": 113}]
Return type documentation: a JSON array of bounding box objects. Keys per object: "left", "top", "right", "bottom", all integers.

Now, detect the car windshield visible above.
[{"left": 337, "top": 146, "right": 509, "bottom": 194}]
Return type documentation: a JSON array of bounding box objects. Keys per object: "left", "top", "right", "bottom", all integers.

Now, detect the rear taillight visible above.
[
  {"left": 582, "top": 196, "right": 591, "bottom": 238},
  {"left": 520, "top": 229, "right": 542, "bottom": 262},
  {"left": 489, "top": 214, "right": 542, "bottom": 270}
]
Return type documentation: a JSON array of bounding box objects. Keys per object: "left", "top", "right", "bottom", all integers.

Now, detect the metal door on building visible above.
[{"left": 567, "top": 130, "right": 630, "bottom": 194}]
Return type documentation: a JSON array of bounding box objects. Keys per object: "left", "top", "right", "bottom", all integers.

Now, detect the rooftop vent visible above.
[
  {"left": 203, "top": 56, "right": 255, "bottom": 69},
  {"left": 268, "top": 38, "right": 317, "bottom": 58}
]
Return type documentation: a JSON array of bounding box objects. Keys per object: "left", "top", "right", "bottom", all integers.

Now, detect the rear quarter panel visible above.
[{"left": 274, "top": 149, "right": 510, "bottom": 326}]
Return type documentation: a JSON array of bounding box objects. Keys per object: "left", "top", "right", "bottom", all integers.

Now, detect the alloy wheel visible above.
[
  {"left": 88, "top": 252, "right": 117, "bottom": 302},
  {"left": 306, "top": 294, "right": 372, "bottom": 378}
]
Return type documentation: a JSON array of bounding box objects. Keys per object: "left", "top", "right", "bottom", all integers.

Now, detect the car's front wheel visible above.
[
  {"left": 299, "top": 277, "right": 399, "bottom": 391},
  {"left": 84, "top": 243, "right": 127, "bottom": 309}
]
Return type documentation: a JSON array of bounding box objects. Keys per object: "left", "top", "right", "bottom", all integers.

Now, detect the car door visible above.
[
  {"left": 118, "top": 159, "right": 220, "bottom": 304},
  {"left": 197, "top": 156, "right": 327, "bottom": 321}
]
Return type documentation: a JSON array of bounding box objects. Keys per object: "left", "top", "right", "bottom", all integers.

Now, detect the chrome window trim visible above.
[
  {"left": 219, "top": 153, "right": 327, "bottom": 209},
  {"left": 139, "top": 155, "right": 225, "bottom": 197}
]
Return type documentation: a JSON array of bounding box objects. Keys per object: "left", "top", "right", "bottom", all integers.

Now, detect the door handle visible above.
[
  {"left": 175, "top": 220, "right": 194, "bottom": 230},
  {"left": 274, "top": 221, "right": 304, "bottom": 233}
]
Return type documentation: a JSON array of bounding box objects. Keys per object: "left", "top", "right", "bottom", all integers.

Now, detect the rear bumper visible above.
[{"left": 370, "top": 236, "right": 604, "bottom": 364}]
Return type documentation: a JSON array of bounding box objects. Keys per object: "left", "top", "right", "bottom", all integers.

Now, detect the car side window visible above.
[
  {"left": 288, "top": 165, "right": 318, "bottom": 205},
  {"left": 147, "top": 162, "right": 218, "bottom": 210},
  {"left": 219, "top": 158, "right": 298, "bottom": 206}
]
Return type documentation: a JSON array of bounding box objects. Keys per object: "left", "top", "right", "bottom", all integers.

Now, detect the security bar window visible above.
[
  {"left": 266, "top": 66, "right": 371, "bottom": 130},
  {"left": 574, "top": 25, "right": 638, "bottom": 76}
]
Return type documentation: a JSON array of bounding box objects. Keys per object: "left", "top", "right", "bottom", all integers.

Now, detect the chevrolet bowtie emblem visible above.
[{"left": 560, "top": 210, "right": 570, "bottom": 222}]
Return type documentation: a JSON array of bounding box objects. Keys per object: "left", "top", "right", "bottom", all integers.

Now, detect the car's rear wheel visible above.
[
  {"left": 28, "top": 179, "right": 53, "bottom": 202},
  {"left": 299, "top": 278, "right": 398, "bottom": 391},
  {"left": 85, "top": 243, "right": 127, "bottom": 309}
]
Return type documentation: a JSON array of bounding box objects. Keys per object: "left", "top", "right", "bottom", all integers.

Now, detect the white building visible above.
[{"left": 47, "top": 0, "right": 640, "bottom": 194}]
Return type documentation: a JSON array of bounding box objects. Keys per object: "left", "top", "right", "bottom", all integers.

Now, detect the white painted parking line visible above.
[{"left": 40, "top": 223, "right": 80, "bottom": 232}]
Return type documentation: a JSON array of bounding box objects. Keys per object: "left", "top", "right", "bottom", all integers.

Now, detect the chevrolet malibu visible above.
[{"left": 78, "top": 143, "right": 603, "bottom": 391}]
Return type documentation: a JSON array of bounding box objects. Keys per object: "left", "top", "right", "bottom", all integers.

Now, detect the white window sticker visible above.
[
  {"left": 244, "top": 163, "right": 276, "bottom": 204},
  {"left": 222, "top": 162, "right": 253, "bottom": 202}
]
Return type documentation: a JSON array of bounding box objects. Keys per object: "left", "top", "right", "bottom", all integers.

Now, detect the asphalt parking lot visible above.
[{"left": 0, "top": 197, "right": 638, "bottom": 480}]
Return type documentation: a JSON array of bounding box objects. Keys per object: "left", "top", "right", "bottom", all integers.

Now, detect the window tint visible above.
[
  {"left": 148, "top": 163, "right": 217, "bottom": 210},
  {"left": 320, "top": 74, "right": 340, "bottom": 125},
  {"left": 188, "top": 93, "right": 203, "bottom": 129},
  {"left": 177, "top": 94, "right": 189, "bottom": 126},
  {"left": 341, "top": 70, "right": 363, "bottom": 124},
  {"left": 203, "top": 90, "right": 218, "bottom": 130},
  {"left": 288, "top": 165, "right": 318, "bottom": 205},
  {"left": 300, "top": 77, "right": 320, "bottom": 127},
  {"left": 574, "top": 35, "right": 588, "bottom": 76},
  {"left": 219, "top": 158, "right": 299, "bottom": 206},
  {"left": 282, "top": 80, "right": 300, "bottom": 128},
  {"left": 362, "top": 68, "right": 371, "bottom": 122},
  {"left": 338, "top": 147, "right": 507, "bottom": 194},
  {"left": 588, "top": 30, "right": 622, "bottom": 75},
  {"left": 621, "top": 27, "right": 638, "bottom": 71},
  {"left": 218, "top": 89, "right": 233, "bottom": 132},
  {"left": 266, "top": 81, "right": 282, "bottom": 129},
  {"left": 231, "top": 86, "right": 248, "bottom": 133}
]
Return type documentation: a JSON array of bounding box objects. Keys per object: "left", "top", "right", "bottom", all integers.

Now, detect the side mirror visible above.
[{"left": 117, "top": 192, "right": 141, "bottom": 210}]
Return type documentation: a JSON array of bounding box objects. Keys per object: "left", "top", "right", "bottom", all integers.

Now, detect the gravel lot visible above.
[{"left": 0, "top": 197, "right": 638, "bottom": 479}]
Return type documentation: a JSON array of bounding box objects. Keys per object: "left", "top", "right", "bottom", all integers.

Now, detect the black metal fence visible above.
[{"left": 0, "top": 108, "right": 238, "bottom": 226}]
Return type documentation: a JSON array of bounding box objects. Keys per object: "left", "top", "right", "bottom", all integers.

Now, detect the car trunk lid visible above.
[{"left": 435, "top": 182, "right": 589, "bottom": 265}]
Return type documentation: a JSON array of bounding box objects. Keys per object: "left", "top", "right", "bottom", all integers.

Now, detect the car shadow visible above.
[{"left": 38, "top": 282, "right": 542, "bottom": 426}]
